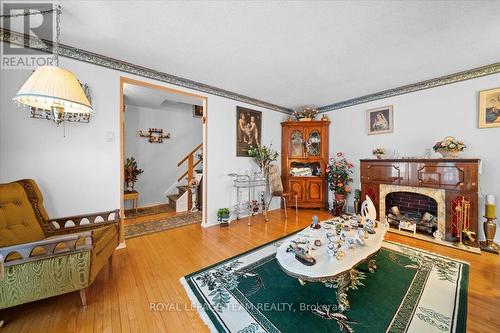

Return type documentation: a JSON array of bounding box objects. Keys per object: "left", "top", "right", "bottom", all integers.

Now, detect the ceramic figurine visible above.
[
  {"left": 310, "top": 215, "right": 321, "bottom": 229},
  {"left": 365, "top": 219, "right": 376, "bottom": 234},
  {"left": 335, "top": 223, "right": 342, "bottom": 235},
  {"left": 360, "top": 196, "right": 377, "bottom": 224},
  {"left": 347, "top": 237, "right": 355, "bottom": 249},
  {"left": 433, "top": 230, "right": 443, "bottom": 241},
  {"left": 314, "top": 239, "right": 322, "bottom": 247},
  {"left": 286, "top": 243, "right": 316, "bottom": 266}
]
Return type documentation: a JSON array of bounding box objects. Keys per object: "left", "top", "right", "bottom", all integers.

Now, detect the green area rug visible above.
[{"left": 181, "top": 235, "right": 468, "bottom": 333}]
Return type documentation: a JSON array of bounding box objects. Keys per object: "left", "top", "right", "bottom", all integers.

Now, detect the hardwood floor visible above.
[{"left": 1, "top": 209, "right": 499, "bottom": 332}]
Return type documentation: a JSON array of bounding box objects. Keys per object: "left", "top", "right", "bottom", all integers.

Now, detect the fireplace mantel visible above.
[{"left": 360, "top": 158, "right": 480, "bottom": 248}]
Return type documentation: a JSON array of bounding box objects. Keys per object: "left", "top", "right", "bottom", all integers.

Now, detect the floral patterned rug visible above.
[
  {"left": 124, "top": 212, "right": 201, "bottom": 239},
  {"left": 181, "top": 235, "right": 468, "bottom": 333}
]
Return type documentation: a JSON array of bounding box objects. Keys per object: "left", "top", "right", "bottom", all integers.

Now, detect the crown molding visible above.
[
  {"left": 318, "top": 61, "right": 500, "bottom": 113},
  {"left": 0, "top": 28, "right": 293, "bottom": 114}
]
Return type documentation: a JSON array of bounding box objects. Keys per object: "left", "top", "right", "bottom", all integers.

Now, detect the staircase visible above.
[{"left": 167, "top": 143, "right": 203, "bottom": 212}]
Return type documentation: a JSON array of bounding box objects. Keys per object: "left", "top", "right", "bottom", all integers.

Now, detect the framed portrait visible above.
[
  {"left": 236, "top": 106, "right": 262, "bottom": 156},
  {"left": 479, "top": 87, "right": 500, "bottom": 128},
  {"left": 367, "top": 105, "right": 394, "bottom": 135},
  {"left": 193, "top": 105, "right": 203, "bottom": 118}
]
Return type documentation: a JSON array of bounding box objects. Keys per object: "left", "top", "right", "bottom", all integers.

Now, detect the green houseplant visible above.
[
  {"left": 217, "top": 208, "right": 230, "bottom": 225},
  {"left": 124, "top": 157, "right": 143, "bottom": 191}
]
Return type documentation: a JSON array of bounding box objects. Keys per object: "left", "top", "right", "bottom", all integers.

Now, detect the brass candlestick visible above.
[{"left": 481, "top": 217, "right": 499, "bottom": 254}]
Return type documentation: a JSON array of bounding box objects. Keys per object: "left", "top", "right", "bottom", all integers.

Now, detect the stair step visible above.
[
  {"left": 176, "top": 185, "right": 188, "bottom": 194},
  {"left": 167, "top": 194, "right": 180, "bottom": 209}
]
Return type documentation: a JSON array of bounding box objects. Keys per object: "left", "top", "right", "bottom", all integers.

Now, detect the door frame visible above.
[{"left": 119, "top": 76, "right": 209, "bottom": 243}]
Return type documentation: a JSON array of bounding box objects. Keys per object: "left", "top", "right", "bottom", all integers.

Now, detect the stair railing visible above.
[{"left": 177, "top": 143, "right": 203, "bottom": 210}]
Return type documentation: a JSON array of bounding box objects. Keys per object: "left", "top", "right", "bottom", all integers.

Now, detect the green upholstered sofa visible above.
[{"left": 0, "top": 179, "right": 120, "bottom": 310}]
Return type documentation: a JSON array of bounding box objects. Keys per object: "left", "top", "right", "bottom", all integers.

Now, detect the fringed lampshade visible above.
[{"left": 13, "top": 66, "right": 93, "bottom": 123}]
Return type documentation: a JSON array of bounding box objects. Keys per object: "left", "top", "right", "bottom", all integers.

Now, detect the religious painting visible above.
[
  {"left": 479, "top": 87, "right": 500, "bottom": 128},
  {"left": 236, "top": 106, "right": 262, "bottom": 156},
  {"left": 367, "top": 105, "right": 394, "bottom": 135}
]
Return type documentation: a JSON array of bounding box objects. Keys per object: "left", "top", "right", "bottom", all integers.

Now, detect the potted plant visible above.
[
  {"left": 433, "top": 136, "right": 466, "bottom": 158},
  {"left": 247, "top": 143, "right": 279, "bottom": 176},
  {"left": 217, "top": 208, "right": 230, "bottom": 226},
  {"left": 293, "top": 107, "right": 319, "bottom": 121},
  {"left": 326, "top": 152, "right": 354, "bottom": 201},
  {"left": 372, "top": 147, "right": 386, "bottom": 159},
  {"left": 124, "top": 157, "right": 143, "bottom": 191}
]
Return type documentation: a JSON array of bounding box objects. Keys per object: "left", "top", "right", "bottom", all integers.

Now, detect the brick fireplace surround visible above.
[{"left": 360, "top": 158, "right": 481, "bottom": 251}]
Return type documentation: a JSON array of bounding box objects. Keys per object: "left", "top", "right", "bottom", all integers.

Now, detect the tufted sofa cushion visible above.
[{"left": 0, "top": 181, "right": 47, "bottom": 247}]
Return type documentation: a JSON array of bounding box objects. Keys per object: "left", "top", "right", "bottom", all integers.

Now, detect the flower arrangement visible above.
[
  {"left": 124, "top": 157, "right": 143, "bottom": 191},
  {"left": 433, "top": 136, "right": 466, "bottom": 158},
  {"left": 372, "top": 147, "right": 386, "bottom": 159},
  {"left": 293, "top": 107, "right": 319, "bottom": 121},
  {"left": 248, "top": 144, "right": 279, "bottom": 175},
  {"left": 326, "top": 152, "right": 354, "bottom": 197}
]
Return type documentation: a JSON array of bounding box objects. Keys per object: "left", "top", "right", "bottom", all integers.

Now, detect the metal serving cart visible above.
[{"left": 227, "top": 173, "right": 269, "bottom": 225}]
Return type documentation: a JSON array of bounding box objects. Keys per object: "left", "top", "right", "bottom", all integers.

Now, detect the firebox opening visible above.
[{"left": 385, "top": 191, "right": 438, "bottom": 236}]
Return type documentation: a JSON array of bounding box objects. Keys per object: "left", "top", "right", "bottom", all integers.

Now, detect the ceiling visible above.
[
  {"left": 57, "top": 1, "right": 500, "bottom": 110},
  {"left": 123, "top": 83, "right": 204, "bottom": 110}
]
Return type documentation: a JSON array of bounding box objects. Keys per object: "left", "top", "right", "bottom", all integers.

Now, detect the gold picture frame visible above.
[
  {"left": 367, "top": 105, "right": 394, "bottom": 135},
  {"left": 479, "top": 87, "right": 500, "bottom": 128}
]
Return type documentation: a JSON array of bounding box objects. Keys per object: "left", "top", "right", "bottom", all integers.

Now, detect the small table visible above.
[
  {"left": 124, "top": 191, "right": 139, "bottom": 212},
  {"left": 276, "top": 220, "right": 387, "bottom": 311}
]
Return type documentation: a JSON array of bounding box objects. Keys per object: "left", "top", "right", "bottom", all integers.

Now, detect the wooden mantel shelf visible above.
[{"left": 360, "top": 158, "right": 481, "bottom": 162}]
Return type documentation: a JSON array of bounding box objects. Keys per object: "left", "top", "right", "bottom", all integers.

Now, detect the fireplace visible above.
[
  {"left": 385, "top": 191, "right": 438, "bottom": 235},
  {"left": 380, "top": 184, "right": 446, "bottom": 238},
  {"left": 360, "top": 158, "right": 480, "bottom": 252}
]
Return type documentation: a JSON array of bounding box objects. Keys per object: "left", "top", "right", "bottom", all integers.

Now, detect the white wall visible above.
[
  {"left": 124, "top": 102, "right": 203, "bottom": 207},
  {"left": 325, "top": 72, "right": 500, "bottom": 241},
  {"left": 0, "top": 42, "right": 283, "bottom": 227}
]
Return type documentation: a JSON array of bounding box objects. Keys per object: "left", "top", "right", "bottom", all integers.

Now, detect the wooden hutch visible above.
[
  {"left": 360, "top": 158, "right": 480, "bottom": 247},
  {"left": 281, "top": 120, "right": 330, "bottom": 208}
]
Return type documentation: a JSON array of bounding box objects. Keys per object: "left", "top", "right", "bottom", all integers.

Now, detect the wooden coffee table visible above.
[{"left": 276, "top": 220, "right": 387, "bottom": 311}]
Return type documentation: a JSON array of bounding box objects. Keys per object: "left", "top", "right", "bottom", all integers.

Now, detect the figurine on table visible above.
[{"left": 310, "top": 215, "right": 321, "bottom": 229}]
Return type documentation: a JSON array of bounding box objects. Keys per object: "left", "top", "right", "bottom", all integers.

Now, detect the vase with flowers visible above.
[
  {"left": 372, "top": 147, "right": 386, "bottom": 159},
  {"left": 248, "top": 144, "right": 279, "bottom": 177},
  {"left": 326, "top": 152, "right": 354, "bottom": 201},
  {"left": 433, "top": 136, "right": 466, "bottom": 158},
  {"left": 293, "top": 107, "right": 319, "bottom": 122}
]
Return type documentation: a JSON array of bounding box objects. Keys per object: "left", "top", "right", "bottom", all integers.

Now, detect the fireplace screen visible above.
[{"left": 385, "top": 191, "right": 438, "bottom": 235}]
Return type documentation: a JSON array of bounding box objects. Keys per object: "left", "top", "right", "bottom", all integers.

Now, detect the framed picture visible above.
[
  {"left": 479, "top": 87, "right": 500, "bottom": 128},
  {"left": 193, "top": 105, "right": 203, "bottom": 118},
  {"left": 236, "top": 106, "right": 262, "bottom": 156},
  {"left": 367, "top": 105, "right": 394, "bottom": 135}
]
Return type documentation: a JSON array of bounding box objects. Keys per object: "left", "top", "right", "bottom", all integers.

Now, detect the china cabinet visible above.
[{"left": 281, "top": 120, "right": 330, "bottom": 208}]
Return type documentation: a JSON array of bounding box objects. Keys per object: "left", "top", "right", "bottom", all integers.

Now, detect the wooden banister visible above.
[
  {"left": 177, "top": 159, "right": 202, "bottom": 182},
  {"left": 177, "top": 143, "right": 203, "bottom": 210},
  {"left": 177, "top": 143, "right": 203, "bottom": 167}
]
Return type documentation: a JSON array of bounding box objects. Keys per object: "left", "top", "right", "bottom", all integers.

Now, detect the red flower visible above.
[{"left": 347, "top": 164, "right": 354, "bottom": 168}]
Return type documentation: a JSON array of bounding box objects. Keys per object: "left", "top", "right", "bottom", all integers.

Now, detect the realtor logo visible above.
[{"left": 1, "top": 2, "right": 56, "bottom": 68}]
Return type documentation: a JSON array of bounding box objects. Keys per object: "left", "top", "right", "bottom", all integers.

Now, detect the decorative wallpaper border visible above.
[
  {"left": 318, "top": 61, "right": 500, "bottom": 113},
  {"left": 2, "top": 28, "right": 499, "bottom": 115},
  {"left": 0, "top": 28, "right": 292, "bottom": 114}
]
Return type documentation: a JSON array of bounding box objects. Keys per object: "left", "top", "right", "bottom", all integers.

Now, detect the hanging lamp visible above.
[{"left": 11, "top": 5, "right": 93, "bottom": 125}]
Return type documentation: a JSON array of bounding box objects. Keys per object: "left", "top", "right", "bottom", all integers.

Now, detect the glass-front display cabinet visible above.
[{"left": 281, "top": 120, "right": 330, "bottom": 209}]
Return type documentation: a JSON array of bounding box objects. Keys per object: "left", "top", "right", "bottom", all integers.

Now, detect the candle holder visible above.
[{"left": 480, "top": 217, "right": 499, "bottom": 254}]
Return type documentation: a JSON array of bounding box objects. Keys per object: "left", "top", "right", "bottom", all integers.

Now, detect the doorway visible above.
[{"left": 119, "top": 77, "right": 208, "bottom": 241}]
